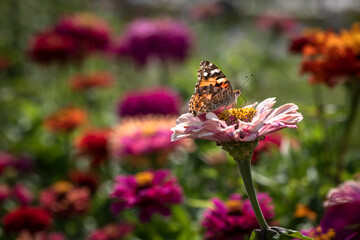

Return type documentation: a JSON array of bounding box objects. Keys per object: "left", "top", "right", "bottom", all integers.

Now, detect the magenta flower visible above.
[
  {"left": 87, "top": 223, "right": 133, "bottom": 240},
  {"left": 0, "top": 152, "right": 33, "bottom": 174},
  {"left": 110, "top": 169, "right": 183, "bottom": 222},
  {"left": 117, "top": 87, "right": 181, "bottom": 117},
  {"left": 321, "top": 180, "right": 360, "bottom": 240},
  {"left": 114, "top": 18, "right": 192, "bottom": 66},
  {"left": 202, "top": 193, "right": 275, "bottom": 240},
  {"left": 171, "top": 98, "right": 303, "bottom": 143}
]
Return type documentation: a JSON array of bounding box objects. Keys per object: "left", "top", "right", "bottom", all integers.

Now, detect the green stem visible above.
[
  {"left": 335, "top": 81, "right": 360, "bottom": 183},
  {"left": 235, "top": 157, "right": 269, "bottom": 230}
]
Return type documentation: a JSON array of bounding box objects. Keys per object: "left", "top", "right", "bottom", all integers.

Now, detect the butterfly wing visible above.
[{"left": 189, "top": 61, "right": 235, "bottom": 116}]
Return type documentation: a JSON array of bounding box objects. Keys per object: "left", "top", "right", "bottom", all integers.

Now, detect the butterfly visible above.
[{"left": 188, "top": 60, "right": 242, "bottom": 116}]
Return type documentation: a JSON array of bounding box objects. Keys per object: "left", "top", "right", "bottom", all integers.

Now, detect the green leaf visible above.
[{"left": 272, "top": 227, "right": 314, "bottom": 240}]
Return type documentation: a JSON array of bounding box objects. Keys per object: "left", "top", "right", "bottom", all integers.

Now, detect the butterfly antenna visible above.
[{"left": 239, "top": 73, "right": 254, "bottom": 89}]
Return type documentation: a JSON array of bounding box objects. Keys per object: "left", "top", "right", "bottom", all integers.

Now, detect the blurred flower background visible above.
[{"left": 1, "top": 0, "right": 360, "bottom": 239}]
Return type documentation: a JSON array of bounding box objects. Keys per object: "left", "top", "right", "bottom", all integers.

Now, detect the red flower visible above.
[
  {"left": 75, "top": 128, "right": 110, "bottom": 166},
  {"left": 69, "top": 170, "right": 99, "bottom": 194},
  {"left": 252, "top": 133, "right": 282, "bottom": 163},
  {"left": 69, "top": 71, "right": 114, "bottom": 91},
  {"left": 28, "top": 29, "right": 77, "bottom": 64},
  {"left": 2, "top": 207, "right": 52, "bottom": 234},
  {"left": 44, "top": 107, "right": 87, "bottom": 133},
  {"left": 55, "top": 13, "right": 111, "bottom": 55}
]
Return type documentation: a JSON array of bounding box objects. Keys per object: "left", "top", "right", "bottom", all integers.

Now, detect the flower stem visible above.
[
  {"left": 235, "top": 157, "right": 269, "bottom": 230},
  {"left": 335, "top": 81, "right": 360, "bottom": 183}
]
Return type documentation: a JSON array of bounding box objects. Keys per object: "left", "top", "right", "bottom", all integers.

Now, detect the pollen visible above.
[
  {"left": 135, "top": 171, "right": 154, "bottom": 188},
  {"left": 226, "top": 199, "right": 242, "bottom": 213},
  {"left": 53, "top": 181, "right": 73, "bottom": 193},
  {"left": 218, "top": 107, "right": 257, "bottom": 123}
]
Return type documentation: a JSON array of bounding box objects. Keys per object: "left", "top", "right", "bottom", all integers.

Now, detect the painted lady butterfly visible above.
[{"left": 188, "top": 60, "right": 242, "bottom": 116}]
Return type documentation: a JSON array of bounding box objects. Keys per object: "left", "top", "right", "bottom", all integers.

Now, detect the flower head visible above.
[
  {"left": 114, "top": 18, "right": 192, "bottom": 66},
  {"left": 75, "top": 128, "right": 110, "bottom": 166},
  {"left": 0, "top": 152, "right": 33, "bottom": 174},
  {"left": 171, "top": 97, "right": 303, "bottom": 143},
  {"left": 2, "top": 207, "right": 52, "bottom": 234},
  {"left": 117, "top": 87, "right": 181, "bottom": 117},
  {"left": 110, "top": 115, "right": 193, "bottom": 168},
  {"left": 292, "top": 23, "right": 360, "bottom": 86},
  {"left": 16, "top": 231, "right": 66, "bottom": 240},
  {"left": 69, "top": 170, "right": 99, "bottom": 194},
  {"left": 55, "top": 13, "right": 111, "bottom": 54},
  {"left": 44, "top": 107, "right": 87, "bottom": 133},
  {"left": 70, "top": 71, "right": 114, "bottom": 91},
  {"left": 321, "top": 180, "right": 360, "bottom": 239},
  {"left": 201, "top": 193, "right": 275, "bottom": 240},
  {"left": 297, "top": 227, "right": 335, "bottom": 240},
  {"left": 256, "top": 12, "right": 298, "bottom": 35},
  {"left": 40, "top": 181, "right": 91, "bottom": 217},
  {"left": 12, "top": 184, "right": 33, "bottom": 205},
  {"left": 87, "top": 223, "right": 134, "bottom": 240},
  {"left": 110, "top": 169, "right": 183, "bottom": 222},
  {"left": 28, "top": 29, "right": 77, "bottom": 64}
]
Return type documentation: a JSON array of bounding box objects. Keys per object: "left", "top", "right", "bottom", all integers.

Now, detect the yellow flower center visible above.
[
  {"left": 218, "top": 107, "right": 257, "bottom": 123},
  {"left": 135, "top": 171, "right": 154, "bottom": 188},
  {"left": 310, "top": 227, "right": 336, "bottom": 240},
  {"left": 225, "top": 199, "right": 242, "bottom": 213},
  {"left": 294, "top": 204, "right": 318, "bottom": 220},
  {"left": 53, "top": 181, "right": 73, "bottom": 193}
]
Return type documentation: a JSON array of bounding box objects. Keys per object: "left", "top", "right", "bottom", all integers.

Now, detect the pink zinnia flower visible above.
[
  {"left": 87, "top": 223, "right": 133, "bottom": 240},
  {"left": 109, "top": 115, "right": 194, "bottom": 168},
  {"left": 321, "top": 180, "right": 360, "bottom": 240},
  {"left": 171, "top": 98, "right": 303, "bottom": 143},
  {"left": 110, "top": 169, "right": 183, "bottom": 222},
  {"left": 40, "top": 181, "right": 91, "bottom": 217},
  {"left": 201, "top": 193, "right": 275, "bottom": 240},
  {"left": 256, "top": 12, "right": 298, "bottom": 35},
  {"left": 12, "top": 184, "right": 33, "bottom": 205}
]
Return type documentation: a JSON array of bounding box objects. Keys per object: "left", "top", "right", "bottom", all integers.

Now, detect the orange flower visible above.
[
  {"left": 292, "top": 23, "right": 360, "bottom": 86},
  {"left": 69, "top": 71, "right": 114, "bottom": 91},
  {"left": 44, "top": 107, "right": 87, "bottom": 133},
  {"left": 294, "top": 204, "right": 317, "bottom": 220}
]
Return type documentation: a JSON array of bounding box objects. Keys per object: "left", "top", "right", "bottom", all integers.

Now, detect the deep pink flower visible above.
[
  {"left": 117, "top": 87, "right": 181, "bottom": 117},
  {"left": 321, "top": 180, "right": 360, "bottom": 240},
  {"left": 0, "top": 184, "right": 10, "bottom": 203},
  {"left": 40, "top": 181, "right": 91, "bottom": 217},
  {"left": 55, "top": 13, "right": 111, "bottom": 54},
  {"left": 68, "top": 170, "right": 99, "bottom": 195},
  {"left": 114, "top": 18, "right": 192, "bottom": 66},
  {"left": 110, "top": 169, "right": 183, "bottom": 222},
  {"left": 12, "top": 184, "right": 33, "bottom": 205},
  {"left": 171, "top": 98, "right": 303, "bottom": 143},
  {"left": 87, "top": 223, "right": 133, "bottom": 240},
  {"left": 201, "top": 193, "right": 275, "bottom": 240},
  {"left": 0, "top": 152, "right": 33, "bottom": 174},
  {"left": 2, "top": 207, "right": 52, "bottom": 234}
]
